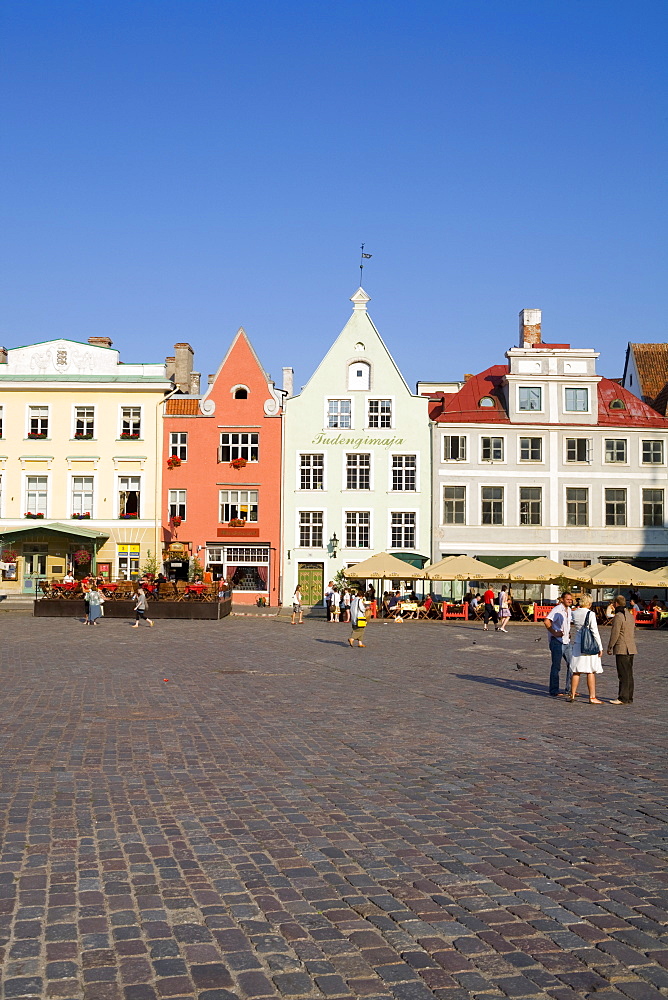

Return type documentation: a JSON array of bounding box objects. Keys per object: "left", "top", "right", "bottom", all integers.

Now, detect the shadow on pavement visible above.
[{"left": 455, "top": 672, "right": 552, "bottom": 698}]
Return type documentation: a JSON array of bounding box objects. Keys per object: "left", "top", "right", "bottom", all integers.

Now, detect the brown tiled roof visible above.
[
  {"left": 165, "top": 398, "right": 200, "bottom": 415},
  {"left": 629, "top": 343, "right": 668, "bottom": 411}
]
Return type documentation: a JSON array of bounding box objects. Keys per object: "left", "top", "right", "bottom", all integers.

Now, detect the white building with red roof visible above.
[{"left": 428, "top": 309, "right": 668, "bottom": 577}]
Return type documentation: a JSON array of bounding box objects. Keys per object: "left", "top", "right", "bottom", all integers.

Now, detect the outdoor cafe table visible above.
[{"left": 185, "top": 584, "right": 207, "bottom": 597}]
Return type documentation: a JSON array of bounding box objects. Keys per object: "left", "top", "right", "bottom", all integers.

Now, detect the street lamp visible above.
[{"left": 330, "top": 532, "right": 338, "bottom": 558}]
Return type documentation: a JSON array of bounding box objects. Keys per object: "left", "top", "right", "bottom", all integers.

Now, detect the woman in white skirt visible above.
[{"left": 568, "top": 594, "right": 603, "bottom": 704}]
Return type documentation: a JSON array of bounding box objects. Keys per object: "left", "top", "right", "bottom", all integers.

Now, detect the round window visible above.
[{"left": 478, "top": 396, "right": 495, "bottom": 408}]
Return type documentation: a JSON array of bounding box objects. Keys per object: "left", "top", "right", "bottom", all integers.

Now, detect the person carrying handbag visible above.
[
  {"left": 568, "top": 594, "right": 603, "bottom": 703},
  {"left": 348, "top": 591, "right": 367, "bottom": 647}
]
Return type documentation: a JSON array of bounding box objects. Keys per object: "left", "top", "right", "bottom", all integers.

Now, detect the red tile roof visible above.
[
  {"left": 430, "top": 365, "right": 668, "bottom": 428},
  {"left": 165, "top": 398, "right": 200, "bottom": 415},
  {"left": 628, "top": 343, "right": 668, "bottom": 408}
]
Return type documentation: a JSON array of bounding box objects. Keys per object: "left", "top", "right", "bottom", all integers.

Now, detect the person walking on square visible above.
[
  {"left": 568, "top": 594, "right": 603, "bottom": 703},
  {"left": 324, "top": 580, "right": 334, "bottom": 622},
  {"left": 291, "top": 585, "right": 303, "bottom": 625},
  {"left": 331, "top": 587, "right": 341, "bottom": 623},
  {"left": 482, "top": 587, "right": 498, "bottom": 631},
  {"left": 348, "top": 591, "right": 367, "bottom": 647},
  {"left": 497, "top": 585, "right": 511, "bottom": 632},
  {"left": 131, "top": 585, "right": 154, "bottom": 628},
  {"left": 84, "top": 583, "right": 103, "bottom": 626},
  {"left": 545, "top": 591, "right": 573, "bottom": 697},
  {"left": 607, "top": 595, "right": 636, "bottom": 704}
]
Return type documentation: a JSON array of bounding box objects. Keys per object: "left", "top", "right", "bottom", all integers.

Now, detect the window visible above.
[
  {"left": 299, "top": 511, "right": 323, "bottom": 547},
  {"left": 519, "top": 437, "right": 542, "bottom": 461},
  {"left": 119, "top": 476, "right": 141, "bottom": 518},
  {"left": 219, "top": 490, "right": 258, "bottom": 522},
  {"left": 564, "top": 387, "right": 589, "bottom": 411},
  {"left": 481, "top": 437, "right": 504, "bottom": 461},
  {"left": 348, "top": 362, "right": 370, "bottom": 391},
  {"left": 566, "top": 487, "right": 588, "bottom": 526},
  {"left": 168, "top": 489, "right": 187, "bottom": 520},
  {"left": 300, "top": 454, "right": 323, "bottom": 490},
  {"left": 345, "top": 511, "right": 370, "bottom": 548},
  {"left": 170, "top": 432, "right": 188, "bottom": 461},
  {"left": 218, "top": 432, "right": 259, "bottom": 463},
  {"left": 605, "top": 488, "right": 626, "bottom": 526},
  {"left": 0, "top": 405, "right": 3, "bottom": 437},
  {"left": 328, "top": 399, "right": 351, "bottom": 429},
  {"left": 609, "top": 398, "right": 625, "bottom": 410},
  {"left": 642, "top": 440, "right": 664, "bottom": 464},
  {"left": 478, "top": 397, "right": 495, "bottom": 408},
  {"left": 604, "top": 439, "right": 627, "bottom": 463},
  {"left": 481, "top": 486, "right": 504, "bottom": 525},
  {"left": 443, "top": 435, "right": 466, "bottom": 461},
  {"left": 26, "top": 476, "right": 47, "bottom": 515},
  {"left": 392, "top": 455, "right": 416, "bottom": 491},
  {"left": 74, "top": 407, "right": 95, "bottom": 438},
  {"left": 443, "top": 486, "right": 465, "bottom": 525},
  {"left": 72, "top": 476, "right": 93, "bottom": 516},
  {"left": 643, "top": 489, "right": 664, "bottom": 527},
  {"left": 224, "top": 546, "right": 270, "bottom": 592},
  {"left": 29, "top": 406, "right": 48, "bottom": 438},
  {"left": 346, "top": 453, "right": 370, "bottom": 490},
  {"left": 391, "top": 512, "right": 415, "bottom": 548},
  {"left": 233, "top": 387, "right": 248, "bottom": 399},
  {"left": 368, "top": 399, "right": 392, "bottom": 428},
  {"left": 121, "top": 406, "right": 141, "bottom": 438},
  {"left": 518, "top": 387, "right": 542, "bottom": 411},
  {"left": 565, "top": 438, "right": 590, "bottom": 463},
  {"left": 520, "top": 487, "right": 542, "bottom": 525}
]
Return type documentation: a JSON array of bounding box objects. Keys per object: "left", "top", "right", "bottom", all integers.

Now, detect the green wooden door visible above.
[{"left": 298, "top": 562, "right": 324, "bottom": 606}]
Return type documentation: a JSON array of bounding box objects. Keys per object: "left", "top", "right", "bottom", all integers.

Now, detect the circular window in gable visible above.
[
  {"left": 609, "top": 398, "right": 625, "bottom": 410},
  {"left": 478, "top": 396, "right": 496, "bottom": 408}
]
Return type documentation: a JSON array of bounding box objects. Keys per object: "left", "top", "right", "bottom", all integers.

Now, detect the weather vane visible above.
[{"left": 359, "top": 243, "right": 372, "bottom": 286}]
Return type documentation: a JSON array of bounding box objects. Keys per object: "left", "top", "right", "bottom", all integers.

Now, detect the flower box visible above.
[
  {"left": 230, "top": 457, "right": 247, "bottom": 469},
  {"left": 120, "top": 432, "right": 140, "bottom": 439},
  {"left": 228, "top": 518, "right": 247, "bottom": 527},
  {"left": 28, "top": 432, "right": 47, "bottom": 439},
  {"left": 171, "top": 516, "right": 182, "bottom": 527},
  {"left": 74, "top": 433, "right": 94, "bottom": 440},
  {"left": 167, "top": 456, "right": 182, "bottom": 469},
  {"left": 25, "top": 512, "right": 45, "bottom": 518},
  {"left": 119, "top": 513, "right": 138, "bottom": 519},
  {"left": 72, "top": 513, "right": 91, "bottom": 519}
]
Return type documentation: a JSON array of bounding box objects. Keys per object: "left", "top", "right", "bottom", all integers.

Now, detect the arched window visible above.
[
  {"left": 478, "top": 396, "right": 495, "bottom": 408},
  {"left": 348, "top": 361, "right": 370, "bottom": 391},
  {"left": 232, "top": 386, "right": 249, "bottom": 399},
  {"left": 609, "top": 398, "right": 625, "bottom": 410}
]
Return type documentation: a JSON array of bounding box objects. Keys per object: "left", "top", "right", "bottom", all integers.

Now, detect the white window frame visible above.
[
  {"left": 343, "top": 452, "right": 372, "bottom": 491},
  {"left": 169, "top": 431, "right": 188, "bottom": 461},
  {"left": 442, "top": 434, "right": 467, "bottom": 462},
  {"left": 69, "top": 473, "right": 95, "bottom": 518},
  {"left": 26, "top": 404, "right": 49, "bottom": 439},
  {"left": 480, "top": 435, "right": 505, "bottom": 463},
  {"left": 389, "top": 453, "right": 418, "bottom": 492},
  {"left": 642, "top": 488, "right": 664, "bottom": 527},
  {"left": 298, "top": 452, "right": 325, "bottom": 491},
  {"left": 518, "top": 436, "right": 543, "bottom": 462},
  {"left": 565, "top": 485, "right": 589, "bottom": 526},
  {"left": 119, "top": 405, "right": 142, "bottom": 439},
  {"left": 480, "top": 484, "right": 504, "bottom": 525},
  {"left": 219, "top": 489, "right": 258, "bottom": 523},
  {"left": 641, "top": 439, "right": 665, "bottom": 465},
  {"left": 23, "top": 473, "right": 49, "bottom": 517},
  {"left": 517, "top": 386, "right": 544, "bottom": 412},
  {"left": 563, "top": 386, "right": 590, "bottom": 413},
  {"left": 604, "top": 487, "right": 627, "bottom": 527},
  {"left": 73, "top": 405, "right": 96, "bottom": 440},
  {"left": 325, "top": 398, "right": 353, "bottom": 430},
  {"left": 604, "top": 438, "right": 628, "bottom": 464},
  {"left": 564, "top": 437, "right": 592, "bottom": 464},
  {"left": 218, "top": 432, "right": 259, "bottom": 463},
  {"left": 367, "top": 398, "right": 394, "bottom": 429},
  {"left": 116, "top": 473, "right": 142, "bottom": 519},
  {"left": 344, "top": 509, "right": 372, "bottom": 549},
  {"left": 297, "top": 509, "right": 325, "bottom": 549},
  {"left": 168, "top": 489, "right": 187, "bottom": 521},
  {"left": 519, "top": 485, "right": 542, "bottom": 526},
  {"left": 388, "top": 509, "right": 418, "bottom": 550},
  {"left": 0, "top": 404, "right": 3, "bottom": 438},
  {"left": 442, "top": 485, "right": 466, "bottom": 526}
]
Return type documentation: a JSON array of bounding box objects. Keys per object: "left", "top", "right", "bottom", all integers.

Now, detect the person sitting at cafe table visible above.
[{"left": 63, "top": 571, "right": 75, "bottom": 584}]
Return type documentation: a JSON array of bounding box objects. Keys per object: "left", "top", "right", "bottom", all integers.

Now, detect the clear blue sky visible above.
[{"left": 2, "top": 1, "right": 666, "bottom": 391}]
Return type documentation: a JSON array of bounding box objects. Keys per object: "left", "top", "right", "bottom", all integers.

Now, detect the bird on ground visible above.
[{"left": 515, "top": 663, "right": 527, "bottom": 671}]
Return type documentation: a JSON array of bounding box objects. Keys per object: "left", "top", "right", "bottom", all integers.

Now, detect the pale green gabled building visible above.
[{"left": 281, "top": 288, "right": 432, "bottom": 605}]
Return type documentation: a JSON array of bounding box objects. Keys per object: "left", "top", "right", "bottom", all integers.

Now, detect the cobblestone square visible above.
[{"left": 0, "top": 615, "right": 666, "bottom": 1000}]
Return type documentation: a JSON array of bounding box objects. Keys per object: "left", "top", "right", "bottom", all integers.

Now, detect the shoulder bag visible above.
[{"left": 579, "top": 610, "right": 599, "bottom": 656}]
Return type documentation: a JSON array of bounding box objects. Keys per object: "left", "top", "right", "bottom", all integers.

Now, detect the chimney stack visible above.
[
  {"left": 464, "top": 373, "right": 473, "bottom": 382},
  {"left": 0, "top": 347, "right": 7, "bottom": 364},
  {"left": 519, "top": 309, "right": 542, "bottom": 347},
  {"left": 88, "top": 336, "right": 113, "bottom": 348},
  {"left": 207, "top": 373, "right": 215, "bottom": 386},
  {"left": 190, "top": 371, "right": 201, "bottom": 395},
  {"left": 173, "top": 343, "right": 194, "bottom": 394},
  {"left": 282, "top": 366, "right": 294, "bottom": 397}
]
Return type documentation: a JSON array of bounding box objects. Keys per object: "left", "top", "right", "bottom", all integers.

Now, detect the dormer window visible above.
[
  {"left": 232, "top": 386, "right": 249, "bottom": 399},
  {"left": 609, "top": 398, "right": 625, "bottom": 410},
  {"left": 478, "top": 396, "right": 495, "bottom": 408},
  {"left": 348, "top": 361, "right": 370, "bottom": 391}
]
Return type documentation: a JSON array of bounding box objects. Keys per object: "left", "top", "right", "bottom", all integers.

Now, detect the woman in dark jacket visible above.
[{"left": 607, "top": 595, "right": 637, "bottom": 704}]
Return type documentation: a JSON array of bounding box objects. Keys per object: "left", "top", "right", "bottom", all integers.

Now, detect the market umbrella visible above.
[
  {"left": 425, "top": 554, "right": 500, "bottom": 581},
  {"left": 647, "top": 566, "right": 668, "bottom": 587},
  {"left": 345, "top": 552, "right": 426, "bottom": 580},
  {"left": 588, "top": 561, "right": 661, "bottom": 588},
  {"left": 505, "top": 557, "right": 592, "bottom": 584}
]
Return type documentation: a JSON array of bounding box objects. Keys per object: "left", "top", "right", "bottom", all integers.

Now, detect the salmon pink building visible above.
[{"left": 162, "top": 330, "right": 284, "bottom": 604}]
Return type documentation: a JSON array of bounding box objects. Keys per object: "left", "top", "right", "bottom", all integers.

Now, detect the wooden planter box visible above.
[{"left": 34, "top": 597, "right": 232, "bottom": 620}]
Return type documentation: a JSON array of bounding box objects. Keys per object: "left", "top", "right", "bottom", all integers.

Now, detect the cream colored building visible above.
[{"left": 0, "top": 336, "right": 173, "bottom": 594}]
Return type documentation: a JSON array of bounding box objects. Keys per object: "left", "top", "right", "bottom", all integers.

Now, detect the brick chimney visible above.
[
  {"left": 0, "top": 347, "right": 7, "bottom": 364},
  {"left": 173, "top": 343, "right": 194, "bottom": 394},
  {"left": 190, "top": 371, "right": 201, "bottom": 395},
  {"left": 88, "top": 336, "right": 113, "bottom": 348},
  {"left": 518, "top": 309, "right": 542, "bottom": 347},
  {"left": 282, "top": 366, "right": 294, "bottom": 397},
  {"left": 464, "top": 373, "right": 473, "bottom": 381}
]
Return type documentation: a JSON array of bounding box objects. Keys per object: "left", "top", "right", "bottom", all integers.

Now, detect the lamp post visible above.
[{"left": 330, "top": 532, "right": 338, "bottom": 559}]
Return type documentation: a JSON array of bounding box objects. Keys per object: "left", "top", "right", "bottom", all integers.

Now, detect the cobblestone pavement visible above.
[{"left": 1, "top": 616, "right": 666, "bottom": 1000}]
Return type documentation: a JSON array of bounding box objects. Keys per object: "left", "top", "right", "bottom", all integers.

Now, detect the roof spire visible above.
[{"left": 350, "top": 287, "right": 370, "bottom": 312}]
